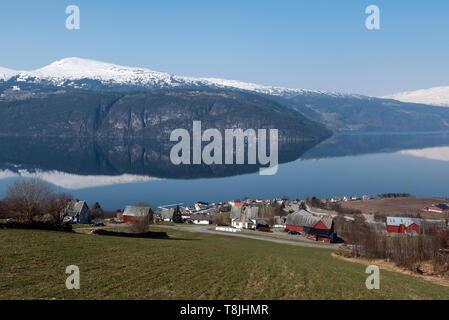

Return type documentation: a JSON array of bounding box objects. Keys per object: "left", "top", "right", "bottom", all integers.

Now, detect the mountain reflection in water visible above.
[{"left": 2, "top": 132, "right": 449, "bottom": 208}]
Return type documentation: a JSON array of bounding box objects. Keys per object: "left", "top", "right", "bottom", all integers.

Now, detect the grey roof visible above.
[
  {"left": 243, "top": 206, "right": 259, "bottom": 220},
  {"left": 66, "top": 200, "right": 87, "bottom": 217},
  {"left": 230, "top": 205, "right": 242, "bottom": 219},
  {"left": 320, "top": 216, "right": 334, "bottom": 229},
  {"left": 190, "top": 214, "right": 212, "bottom": 221},
  {"left": 123, "top": 205, "right": 151, "bottom": 217},
  {"left": 386, "top": 216, "right": 421, "bottom": 227},
  {"left": 286, "top": 211, "right": 333, "bottom": 229}
]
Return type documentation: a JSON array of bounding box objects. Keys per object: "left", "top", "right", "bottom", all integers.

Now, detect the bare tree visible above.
[
  {"left": 0, "top": 200, "right": 8, "bottom": 219},
  {"left": 133, "top": 202, "right": 154, "bottom": 224},
  {"left": 128, "top": 215, "right": 150, "bottom": 233},
  {"left": 46, "top": 193, "right": 74, "bottom": 226},
  {"left": 212, "top": 211, "right": 230, "bottom": 226},
  {"left": 126, "top": 202, "right": 154, "bottom": 233},
  {"left": 88, "top": 202, "right": 104, "bottom": 222},
  {"left": 4, "top": 178, "right": 55, "bottom": 223}
]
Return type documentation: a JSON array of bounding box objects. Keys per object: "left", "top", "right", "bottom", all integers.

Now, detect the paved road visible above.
[{"left": 156, "top": 225, "right": 338, "bottom": 249}]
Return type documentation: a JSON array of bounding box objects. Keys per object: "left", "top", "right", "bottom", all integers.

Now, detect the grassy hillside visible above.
[{"left": 1, "top": 228, "right": 449, "bottom": 299}]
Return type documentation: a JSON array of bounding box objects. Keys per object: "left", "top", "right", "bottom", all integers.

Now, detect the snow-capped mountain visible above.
[
  {"left": 0, "top": 66, "right": 19, "bottom": 81},
  {"left": 16, "top": 57, "right": 200, "bottom": 89},
  {"left": 383, "top": 86, "right": 449, "bottom": 107},
  {"left": 1, "top": 57, "right": 350, "bottom": 98},
  {"left": 2, "top": 57, "right": 449, "bottom": 133}
]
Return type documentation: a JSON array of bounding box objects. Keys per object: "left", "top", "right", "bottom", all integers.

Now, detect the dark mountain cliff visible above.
[{"left": 0, "top": 89, "right": 331, "bottom": 143}]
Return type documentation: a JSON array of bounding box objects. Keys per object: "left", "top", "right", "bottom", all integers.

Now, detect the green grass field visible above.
[{"left": 1, "top": 228, "right": 449, "bottom": 300}]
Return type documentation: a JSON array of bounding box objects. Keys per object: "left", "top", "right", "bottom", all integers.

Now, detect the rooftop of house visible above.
[
  {"left": 66, "top": 200, "right": 87, "bottom": 217},
  {"left": 123, "top": 205, "right": 151, "bottom": 217},
  {"left": 286, "top": 211, "right": 333, "bottom": 229},
  {"left": 432, "top": 203, "right": 449, "bottom": 210},
  {"left": 386, "top": 216, "right": 422, "bottom": 227},
  {"left": 190, "top": 214, "right": 212, "bottom": 221}
]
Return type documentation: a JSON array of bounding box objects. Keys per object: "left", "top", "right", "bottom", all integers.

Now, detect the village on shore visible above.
[{"left": 64, "top": 193, "right": 449, "bottom": 244}]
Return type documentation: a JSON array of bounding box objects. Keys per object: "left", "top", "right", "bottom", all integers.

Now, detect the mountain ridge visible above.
[
  {"left": 0, "top": 57, "right": 362, "bottom": 99},
  {"left": 3, "top": 57, "right": 449, "bottom": 133}
]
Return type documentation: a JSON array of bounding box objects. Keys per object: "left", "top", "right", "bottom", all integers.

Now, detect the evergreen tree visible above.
[
  {"left": 88, "top": 202, "right": 104, "bottom": 222},
  {"left": 172, "top": 205, "right": 183, "bottom": 223}
]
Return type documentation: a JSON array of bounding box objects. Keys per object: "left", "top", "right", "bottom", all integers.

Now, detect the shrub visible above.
[
  {"left": 128, "top": 217, "right": 150, "bottom": 233},
  {"left": 0, "top": 220, "right": 73, "bottom": 232},
  {"left": 257, "top": 226, "right": 272, "bottom": 233}
]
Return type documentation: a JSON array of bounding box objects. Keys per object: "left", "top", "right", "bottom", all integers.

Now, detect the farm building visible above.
[
  {"left": 286, "top": 211, "right": 335, "bottom": 242},
  {"left": 123, "top": 205, "right": 151, "bottom": 223},
  {"left": 64, "top": 200, "right": 89, "bottom": 224},
  {"left": 386, "top": 216, "right": 446, "bottom": 234},
  {"left": 386, "top": 217, "right": 421, "bottom": 234}
]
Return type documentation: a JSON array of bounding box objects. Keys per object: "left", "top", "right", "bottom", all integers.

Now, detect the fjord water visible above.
[{"left": 1, "top": 132, "right": 449, "bottom": 210}]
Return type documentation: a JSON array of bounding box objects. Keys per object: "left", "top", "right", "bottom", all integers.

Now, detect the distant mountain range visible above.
[{"left": 1, "top": 57, "right": 449, "bottom": 133}]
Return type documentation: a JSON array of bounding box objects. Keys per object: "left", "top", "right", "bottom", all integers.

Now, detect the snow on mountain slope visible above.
[
  {"left": 3, "top": 57, "right": 351, "bottom": 98},
  {"left": 0, "top": 66, "right": 18, "bottom": 81},
  {"left": 383, "top": 86, "right": 449, "bottom": 107},
  {"left": 199, "top": 77, "right": 318, "bottom": 97},
  {"left": 16, "top": 57, "right": 197, "bottom": 88}
]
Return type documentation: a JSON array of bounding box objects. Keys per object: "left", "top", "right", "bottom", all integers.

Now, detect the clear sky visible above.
[{"left": 1, "top": 0, "right": 448, "bottom": 96}]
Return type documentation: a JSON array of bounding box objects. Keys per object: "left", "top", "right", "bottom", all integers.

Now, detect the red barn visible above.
[
  {"left": 286, "top": 210, "right": 334, "bottom": 242},
  {"left": 123, "top": 205, "right": 151, "bottom": 223},
  {"left": 386, "top": 217, "right": 447, "bottom": 234},
  {"left": 386, "top": 217, "right": 421, "bottom": 234}
]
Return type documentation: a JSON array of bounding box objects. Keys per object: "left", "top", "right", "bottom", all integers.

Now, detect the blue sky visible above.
[{"left": 0, "top": 0, "right": 448, "bottom": 96}]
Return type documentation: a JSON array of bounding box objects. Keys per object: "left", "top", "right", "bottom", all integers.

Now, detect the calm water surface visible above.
[{"left": 1, "top": 132, "right": 449, "bottom": 210}]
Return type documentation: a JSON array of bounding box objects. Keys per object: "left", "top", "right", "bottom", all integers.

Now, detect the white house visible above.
[
  {"left": 231, "top": 217, "right": 256, "bottom": 229},
  {"left": 230, "top": 206, "right": 259, "bottom": 229},
  {"left": 330, "top": 197, "right": 341, "bottom": 203},
  {"left": 64, "top": 200, "right": 89, "bottom": 224},
  {"left": 190, "top": 214, "right": 212, "bottom": 225}
]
